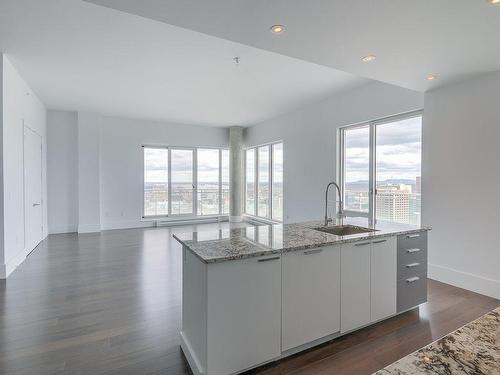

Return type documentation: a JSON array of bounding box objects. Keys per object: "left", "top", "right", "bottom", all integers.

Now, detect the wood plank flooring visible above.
[{"left": 0, "top": 224, "right": 497, "bottom": 375}]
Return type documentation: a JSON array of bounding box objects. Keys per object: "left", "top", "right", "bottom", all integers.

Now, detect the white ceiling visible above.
[
  {"left": 85, "top": 0, "right": 500, "bottom": 92},
  {"left": 0, "top": 0, "right": 368, "bottom": 127}
]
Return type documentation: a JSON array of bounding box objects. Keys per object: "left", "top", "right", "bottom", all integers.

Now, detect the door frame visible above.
[{"left": 23, "top": 123, "right": 44, "bottom": 255}]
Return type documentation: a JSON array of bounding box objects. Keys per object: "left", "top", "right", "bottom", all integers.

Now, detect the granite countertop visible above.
[
  {"left": 375, "top": 306, "right": 500, "bottom": 374},
  {"left": 173, "top": 217, "right": 431, "bottom": 264}
]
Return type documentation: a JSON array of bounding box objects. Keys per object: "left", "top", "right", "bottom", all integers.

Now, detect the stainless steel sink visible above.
[{"left": 313, "top": 225, "right": 377, "bottom": 236}]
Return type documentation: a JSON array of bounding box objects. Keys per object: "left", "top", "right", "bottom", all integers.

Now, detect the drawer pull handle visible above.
[
  {"left": 406, "top": 262, "right": 420, "bottom": 268},
  {"left": 406, "top": 248, "right": 421, "bottom": 253},
  {"left": 355, "top": 242, "right": 371, "bottom": 247},
  {"left": 258, "top": 256, "right": 280, "bottom": 262},
  {"left": 406, "top": 234, "right": 420, "bottom": 239},
  {"left": 373, "top": 239, "right": 387, "bottom": 244},
  {"left": 406, "top": 276, "right": 420, "bottom": 283},
  {"left": 304, "top": 249, "right": 323, "bottom": 255}
]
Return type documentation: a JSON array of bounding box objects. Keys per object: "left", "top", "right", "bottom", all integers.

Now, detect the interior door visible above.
[{"left": 24, "top": 126, "right": 43, "bottom": 253}]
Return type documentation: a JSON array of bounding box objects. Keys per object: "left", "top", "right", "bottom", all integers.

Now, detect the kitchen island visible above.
[{"left": 174, "top": 218, "right": 431, "bottom": 375}]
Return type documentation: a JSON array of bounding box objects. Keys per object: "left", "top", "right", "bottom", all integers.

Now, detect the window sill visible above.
[{"left": 243, "top": 214, "right": 282, "bottom": 225}]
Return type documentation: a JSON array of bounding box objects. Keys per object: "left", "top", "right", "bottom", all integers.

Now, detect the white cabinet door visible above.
[
  {"left": 282, "top": 246, "right": 341, "bottom": 351},
  {"left": 206, "top": 255, "right": 281, "bottom": 375},
  {"left": 371, "top": 237, "right": 397, "bottom": 322},
  {"left": 341, "top": 241, "right": 371, "bottom": 333}
]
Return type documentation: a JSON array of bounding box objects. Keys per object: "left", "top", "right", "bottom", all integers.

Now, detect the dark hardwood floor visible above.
[{"left": 0, "top": 224, "right": 498, "bottom": 375}]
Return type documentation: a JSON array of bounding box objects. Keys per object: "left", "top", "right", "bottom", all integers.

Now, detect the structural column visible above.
[
  {"left": 77, "top": 112, "right": 102, "bottom": 233},
  {"left": 229, "top": 126, "right": 243, "bottom": 222}
]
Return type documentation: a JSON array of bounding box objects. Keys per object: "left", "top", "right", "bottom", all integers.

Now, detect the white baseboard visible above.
[
  {"left": 180, "top": 331, "right": 204, "bottom": 375},
  {"left": 77, "top": 224, "right": 101, "bottom": 233},
  {"left": 1, "top": 248, "right": 28, "bottom": 279},
  {"left": 101, "top": 220, "right": 154, "bottom": 231},
  {"left": 49, "top": 224, "right": 78, "bottom": 234},
  {"left": 229, "top": 215, "right": 243, "bottom": 223},
  {"left": 429, "top": 263, "right": 500, "bottom": 299}
]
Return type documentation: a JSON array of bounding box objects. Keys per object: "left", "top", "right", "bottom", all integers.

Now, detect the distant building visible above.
[
  {"left": 376, "top": 186, "right": 410, "bottom": 224},
  {"left": 345, "top": 181, "right": 421, "bottom": 225}
]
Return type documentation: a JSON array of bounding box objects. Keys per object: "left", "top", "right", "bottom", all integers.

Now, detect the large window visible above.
[
  {"left": 143, "top": 146, "right": 229, "bottom": 218},
  {"left": 244, "top": 142, "right": 283, "bottom": 221},
  {"left": 340, "top": 112, "right": 422, "bottom": 225}
]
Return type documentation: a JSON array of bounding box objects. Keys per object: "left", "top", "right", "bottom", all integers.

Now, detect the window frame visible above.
[
  {"left": 338, "top": 110, "right": 423, "bottom": 223},
  {"left": 142, "top": 145, "right": 229, "bottom": 219},
  {"left": 244, "top": 140, "right": 284, "bottom": 223}
]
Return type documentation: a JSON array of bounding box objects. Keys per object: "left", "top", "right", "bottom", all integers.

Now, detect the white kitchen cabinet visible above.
[
  {"left": 340, "top": 241, "right": 371, "bottom": 333},
  {"left": 370, "top": 237, "right": 397, "bottom": 322},
  {"left": 282, "top": 246, "right": 341, "bottom": 351},
  {"left": 182, "top": 250, "right": 282, "bottom": 375}
]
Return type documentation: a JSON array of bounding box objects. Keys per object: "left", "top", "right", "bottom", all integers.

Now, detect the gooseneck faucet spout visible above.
[{"left": 325, "top": 181, "right": 344, "bottom": 226}]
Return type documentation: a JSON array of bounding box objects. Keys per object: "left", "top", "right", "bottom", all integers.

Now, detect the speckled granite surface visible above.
[
  {"left": 173, "top": 217, "right": 430, "bottom": 263},
  {"left": 375, "top": 306, "right": 500, "bottom": 375}
]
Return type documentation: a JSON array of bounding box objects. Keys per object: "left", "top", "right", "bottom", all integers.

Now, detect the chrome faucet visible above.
[{"left": 324, "top": 181, "right": 344, "bottom": 226}]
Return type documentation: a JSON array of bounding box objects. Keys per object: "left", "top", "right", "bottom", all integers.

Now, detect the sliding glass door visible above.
[
  {"left": 375, "top": 116, "right": 422, "bottom": 225},
  {"left": 340, "top": 112, "right": 422, "bottom": 225}
]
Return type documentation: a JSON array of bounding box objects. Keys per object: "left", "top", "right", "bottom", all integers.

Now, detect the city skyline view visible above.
[{"left": 343, "top": 116, "right": 422, "bottom": 225}]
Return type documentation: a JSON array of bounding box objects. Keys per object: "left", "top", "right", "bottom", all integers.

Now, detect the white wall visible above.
[
  {"left": 423, "top": 72, "right": 500, "bottom": 299},
  {"left": 1, "top": 55, "right": 47, "bottom": 278},
  {"left": 47, "top": 111, "right": 78, "bottom": 234},
  {"left": 46, "top": 112, "right": 229, "bottom": 232},
  {"left": 244, "top": 81, "right": 423, "bottom": 223}
]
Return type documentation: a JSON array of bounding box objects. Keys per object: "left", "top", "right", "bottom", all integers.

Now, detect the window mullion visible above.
[
  {"left": 268, "top": 145, "right": 272, "bottom": 219},
  {"left": 369, "top": 122, "right": 376, "bottom": 223},
  {"left": 255, "top": 148, "right": 259, "bottom": 217},
  {"left": 218, "top": 149, "right": 222, "bottom": 215},
  {"left": 168, "top": 147, "right": 172, "bottom": 216}
]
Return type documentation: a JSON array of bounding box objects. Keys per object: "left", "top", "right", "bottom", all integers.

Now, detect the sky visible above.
[
  {"left": 144, "top": 148, "right": 234, "bottom": 188},
  {"left": 345, "top": 116, "right": 422, "bottom": 184}
]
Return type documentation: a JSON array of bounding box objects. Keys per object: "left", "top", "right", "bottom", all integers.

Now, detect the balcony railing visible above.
[{"left": 144, "top": 187, "right": 229, "bottom": 217}]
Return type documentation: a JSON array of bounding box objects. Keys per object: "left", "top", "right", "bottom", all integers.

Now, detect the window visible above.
[
  {"left": 197, "top": 148, "right": 219, "bottom": 215},
  {"left": 245, "top": 141, "right": 283, "bottom": 221},
  {"left": 340, "top": 112, "right": 422, "bottom": 225},
  {"left": 245, "top": 149, "right": 256, "bottom": 215},
  {"left": 171, "top": 148, "right": 194, "bottom": 215},
  {"left": 258, "top": 146, "right": 270, "bottom": 218},
  {"left": 143, "top": 146, "right": 229, "bottom": 218},
  {"left": 221, "top": 149, "right": 230, "bottom": 215},
  {"left": 144, "top": 148, "right": 169, "bottom": 217},
  {"left": 343, "top": 125, "right": 370, "bottom": 213}
]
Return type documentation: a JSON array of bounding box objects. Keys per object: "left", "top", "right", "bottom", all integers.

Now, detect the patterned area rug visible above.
[{"left": 375, "top": 306, "right": 500, "bottom": 375}]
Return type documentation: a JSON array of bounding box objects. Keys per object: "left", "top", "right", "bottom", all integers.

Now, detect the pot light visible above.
[
  {"left": 487, "top": 0, "right": 500, "bottom": 4},
  {"left": 426, "top": 75, "right": 437, "bottom": 81},
  {"left": 362, "top": 55, "right": 376, "bottom": 62},
  {"left": 270, "top": 25, "right": 285, "bottom": 34}
]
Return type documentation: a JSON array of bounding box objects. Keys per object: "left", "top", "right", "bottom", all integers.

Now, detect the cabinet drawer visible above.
[
  {"left": 397, "top": 273, "right": 427, "bottom": 312},
  {"left": 398, "top": 260, "right": 427, "bottom": 281},
  {"left": 397, "top": 231, "right": 427, "bottom": 251},
  {"left": 398, "top": 232, "right": 427, "bottom": 266}
]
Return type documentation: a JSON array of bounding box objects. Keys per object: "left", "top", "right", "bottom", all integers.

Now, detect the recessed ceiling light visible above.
[
  {"left": 362, "top": 55, "right": 376, "bottom": 63},
  {"left": 270, "top": 25, "right": 285, "bottom": 34},
  {"left": 426, "top": 75, "right": 437, "bottom": 81},
  {"left": 487, "top": 0, "right": 500, "bottom": 4}
]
